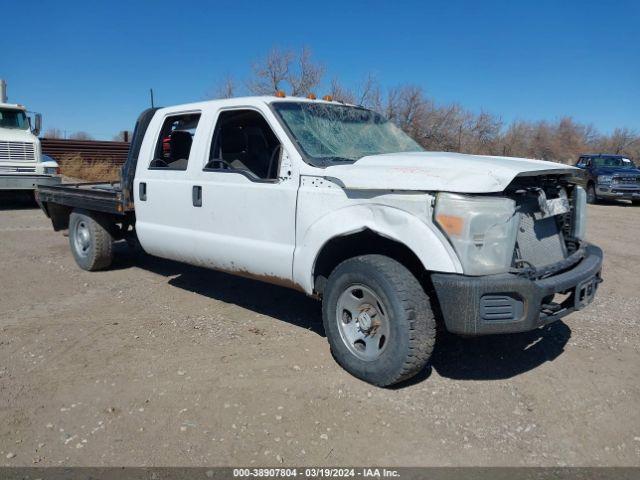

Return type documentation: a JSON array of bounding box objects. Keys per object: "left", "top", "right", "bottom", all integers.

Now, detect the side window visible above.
[
  {"left": 576, "top": 157, "right": 586, "bottom": 168},
  {"left": 149, "top": 113, "right": 201, "bottom": 170},
  {"left": 204, "top": 109, "right": 281, "bottom": 181}
]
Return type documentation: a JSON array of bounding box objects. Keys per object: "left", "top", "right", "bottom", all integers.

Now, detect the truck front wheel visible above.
[
  {"left": 586, "top": 184, "right": 598, "bottom": 204},
  {"left": 69, "top": 210, "right": 113, "bottom": 271},
  {"left": 322, "top": 255, "right": 435, "bottom": 387}
]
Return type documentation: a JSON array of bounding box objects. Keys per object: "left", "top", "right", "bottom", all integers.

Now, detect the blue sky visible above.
[{"left": 1, "top": 0, "right": 638, "bottom": 139}]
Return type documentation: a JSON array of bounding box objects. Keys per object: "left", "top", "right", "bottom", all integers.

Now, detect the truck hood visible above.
[
  {"left": 592, "top": 166, "right": 640, "bottom": 176},
  {"left": 0, "top": 127, "right": 38, "bottom": 144},
  {"left": 323, "top": 151, "right": 577, "bottom": 193}
]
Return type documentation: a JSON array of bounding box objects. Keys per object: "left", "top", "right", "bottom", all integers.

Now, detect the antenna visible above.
[
  {"left": 150, "top": 88, "right": 155, "bottom": 108},
  {"left": 0, "top": 79, "right": 7, "bottom": 103}
]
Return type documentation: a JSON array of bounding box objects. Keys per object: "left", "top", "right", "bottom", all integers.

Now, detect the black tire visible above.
[
  {"left": 69, "top": 210, "right": 113, "bottom": 271},
  {"left": 322, "top": 255, "right": 435, "bottom": 387},
  {"left": 586, "top": 184, "right": 598, "bottom": 204}
]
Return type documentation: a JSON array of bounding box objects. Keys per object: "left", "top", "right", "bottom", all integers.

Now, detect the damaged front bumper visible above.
[{"left": 431, "top": 243, "right": 603, "bottom": 336}]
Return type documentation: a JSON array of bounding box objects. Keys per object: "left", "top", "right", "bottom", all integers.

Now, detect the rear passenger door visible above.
[
  {"left": 134, "top": 110, "right": 205, "bottom": 263},
  {"left": 188, "top": 106, "right": 298, "bottom": 284}
]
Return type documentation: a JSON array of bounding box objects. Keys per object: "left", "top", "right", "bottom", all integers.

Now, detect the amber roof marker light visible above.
[
  {"left": 322, "top": 95, "right": 333, "bottom": 101},
  {"left": 275, "top": 90, "right": 286, "bottom": 98},
  {"left": 307, "top": 93, "right": 317, "bottom": 100}
]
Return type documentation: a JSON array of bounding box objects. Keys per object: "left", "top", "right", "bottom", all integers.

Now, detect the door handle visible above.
[
  {"left": 139, "top": 182, "right": 147, "bottom": 201},
  {"left": 192, "top": 185, "right": 202, "bottom": 207}
]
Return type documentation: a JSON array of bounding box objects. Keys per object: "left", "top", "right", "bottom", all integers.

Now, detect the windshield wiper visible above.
[{"left": 321, "top": 156, "right": 355, "bottom": 163}]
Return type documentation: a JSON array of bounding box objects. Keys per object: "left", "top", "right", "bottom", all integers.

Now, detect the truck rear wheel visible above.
[
  {"left": 322, "top": 255, "right": 435, "bottom": 387},
  {"left": 69, "top": 210, "right": 113, "bottom": 271}
]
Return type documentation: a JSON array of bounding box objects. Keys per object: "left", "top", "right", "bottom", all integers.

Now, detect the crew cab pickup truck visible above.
[
  {"left": 575, "top": 154, "right": 640, "bottom": 205},
  {"left": 36, "top": 96, "right": 603, "bottom": 386}
]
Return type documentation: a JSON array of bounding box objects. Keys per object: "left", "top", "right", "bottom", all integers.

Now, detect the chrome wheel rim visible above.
[
  {"left": 335, "top": 284, "right": 390, "bottom": 361},
  {"left": 73, "top": 221, "right": 91, "bottom": 257}
]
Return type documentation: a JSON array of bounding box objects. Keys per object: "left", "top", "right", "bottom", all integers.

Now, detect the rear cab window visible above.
[{"left": 149, "top": 113, "right": 201, "bottom": 170}]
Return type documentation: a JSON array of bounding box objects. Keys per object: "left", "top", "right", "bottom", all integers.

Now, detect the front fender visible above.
[{"left": 292, "top": 203, "right": 462, "bottom": 294}]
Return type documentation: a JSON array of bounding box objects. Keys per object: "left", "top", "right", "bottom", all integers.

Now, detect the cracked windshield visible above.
[{"left": 274, "top": 101, "right": 423, "bottom": 163}]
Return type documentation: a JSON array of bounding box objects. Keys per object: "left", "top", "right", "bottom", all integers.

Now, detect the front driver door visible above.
[{"left": 188, "top": 107, "right": 299, "bottom": 285}]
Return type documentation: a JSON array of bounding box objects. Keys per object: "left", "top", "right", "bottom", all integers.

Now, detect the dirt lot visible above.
[{"left": 1, "top": 197, "right": 639, "bottom": 467}]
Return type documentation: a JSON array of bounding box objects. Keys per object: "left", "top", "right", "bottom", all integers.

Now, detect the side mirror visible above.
[{"left": 32, "top": 113, "right": 42, "bottom": 136}]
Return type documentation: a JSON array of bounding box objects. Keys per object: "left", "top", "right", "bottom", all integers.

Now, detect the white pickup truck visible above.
[{"left": 36, "top": 96, "right": 603, "bottom": 386}]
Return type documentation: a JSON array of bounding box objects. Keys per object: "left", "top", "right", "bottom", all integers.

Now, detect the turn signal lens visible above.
[{"left": 435, "top": 214, "right": 464, "bottom": 237}]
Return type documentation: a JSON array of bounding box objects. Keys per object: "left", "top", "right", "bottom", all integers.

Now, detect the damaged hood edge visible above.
[{"left": 322, "top": 151, "right": 578, "bottom": 193}]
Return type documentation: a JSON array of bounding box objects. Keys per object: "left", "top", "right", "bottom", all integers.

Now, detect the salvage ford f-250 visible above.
[{"left": 36, "top": 96, "right": 603, "bottom": 386}]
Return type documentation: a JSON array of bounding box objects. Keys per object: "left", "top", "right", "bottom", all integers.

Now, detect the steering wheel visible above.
[{"left": 206, "top": 159, "right": 233, "bottom": 170}]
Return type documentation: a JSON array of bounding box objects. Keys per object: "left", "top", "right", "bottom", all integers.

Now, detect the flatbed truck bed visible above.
[{"left": 36, "top": 181, "right": 131, "bottom": 215}]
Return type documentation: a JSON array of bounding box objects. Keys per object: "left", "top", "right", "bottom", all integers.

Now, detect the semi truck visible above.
[
  {"left": 36, "top": 95, "right": 603, "bottom": 386},
  {"left": 0, "top": 79, "right": 60, "bottom": 191}
]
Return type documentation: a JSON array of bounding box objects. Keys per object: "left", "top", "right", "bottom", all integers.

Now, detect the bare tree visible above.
[
  {"left": 329, "top": 78, "right": 356, "bottom": 104},
  {"left": 44, "top": 128, "right": 63, "bottom": 139},
  {"left": 385, "top": 85, "right": 427, "bottom": 140},
  {"left": 598, "top": 128, "right": 639, "bottom": 155},
  {"left": 247, "top": 47, "right": 294, "bottom": 94},
  {"left": 355, "top": 74, "right": 382, "bottom": 110},
  {"left": 469, "top": 111, "right": 502, "bottom": 155},
  {"left": 501, "top": 120, "right": 533, "bottom": 157},
  {"left": 69, "top": 131, "right": 93, "bottom": 141},
  {"left": 213, "top": 75, "right": 236, "bottom": 99},
  {"left": 247, "top": 47, "right": 324, "bottom": 97},
  {"left": 288, "top": 47, "right": 324, "bottom": 96},
  {"left": 553, "top": 117, "right": 589, "bottom": 163}
]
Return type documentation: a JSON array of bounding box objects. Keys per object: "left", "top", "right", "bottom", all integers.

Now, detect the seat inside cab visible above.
[{"left": 206, "top": 110, "right": 281, "bottom": 180}]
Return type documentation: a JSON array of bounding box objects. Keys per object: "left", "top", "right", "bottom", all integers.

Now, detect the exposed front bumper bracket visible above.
[{"left": 431, "top": 244, "right": 603, "bottom": 336}]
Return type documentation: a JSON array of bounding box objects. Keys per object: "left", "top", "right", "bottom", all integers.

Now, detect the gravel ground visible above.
[{"left": 0, "top": 196, "right": 639, "bottom": 467}]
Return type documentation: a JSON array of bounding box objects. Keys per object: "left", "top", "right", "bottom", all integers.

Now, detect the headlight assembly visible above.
[
  {"left": 434, "top": 193, "right": 519, "bottom": 275},
  {"left": 597, "top": 175, "right": 613, "bottom": 184}
]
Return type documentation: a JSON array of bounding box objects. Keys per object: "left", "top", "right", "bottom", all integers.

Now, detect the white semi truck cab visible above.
[{"left": 0, "top": 79, "right": 60, "bottom": 191}]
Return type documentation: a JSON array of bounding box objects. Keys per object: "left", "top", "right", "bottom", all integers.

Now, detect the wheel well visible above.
[
  {"left": 47, "top": 204, "right": 132, "bottom": 239},
  {"left": 313, "top": 229, "right": 426, "bottom": 295},
  {"left": 45, "top": 202, "right": 72, "bottom": 231}
]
